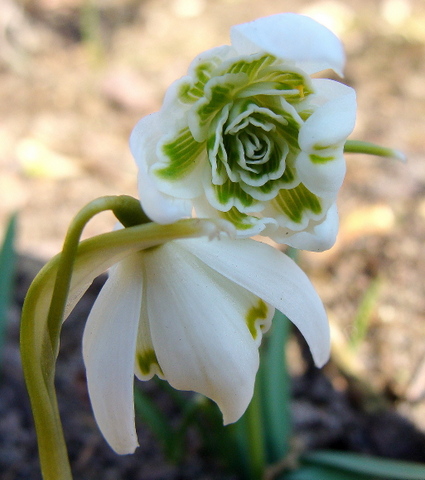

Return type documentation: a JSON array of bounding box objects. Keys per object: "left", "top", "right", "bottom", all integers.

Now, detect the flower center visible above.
[{"left": 208, "top": 99, "right": 291, "bottom": 192}]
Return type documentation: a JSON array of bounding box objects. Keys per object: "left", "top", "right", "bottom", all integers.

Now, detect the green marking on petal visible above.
[
  {"left": 224, "top": 53, "right": 313, "bottom": 101},
  {"left": 260, "top": 70, "right": 313, "bottom": 100},
  {"left": 220, "top": 207, "right": 259, "bottom": 231},
  {"left": 298, "top": 108, "right": 315, "bottom": 121},
  {"left": 178, "top": 57, "right": 224, "bottom": 104},
  {"left": 196, "top": 74, "right": 245, "bottom": 127},
  {"left": 157, "top": 128, "right": 204, "bottom": 180},
  {"left": 251, "top": 163, "right": 295, "bottom": 194},
  {"left": 214, "top": 179, "right": 257, "bottom": 209},
  {"left": 273, "top": 183, "right": 322, "bottom": 223},
  {"left": 226, "top": 53, "right": 276, "bottom": 77},
  {"left": 310, "top": 153, "right": 335, "bottom": 164},
  {"left": 312, "top": 144, "right": 331, "bottom": 151},
  {"left": 137, "top": 350, "right": 163, "bottom": 376},
  {"left": 245, "top": 299, "right": 269, "bottom": 340}
]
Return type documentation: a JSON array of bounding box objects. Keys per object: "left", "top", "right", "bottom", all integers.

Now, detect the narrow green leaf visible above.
[
  {"left": 283, "top": 464, "right": 368, "bottom": 480},
  {"left": 260, "top": 310, "right": 291, "bottom": 462},
  {"left": 244, "top": 379, "right": 267, "bottom": 480},
  {"left": 180, "top": 396, "right": 241, "bottom": 472},
  {"left": 230, "top": 404, "right": 252, "bottom": 479},
  {"left": 0, "top": 214, "right": 17, "bottom": 371},
  {"left": 303, "top": 450, "right": 425, "bottom": 479},
  {"left": 134, "top": 385, "right": 182, "bottom": 462}
]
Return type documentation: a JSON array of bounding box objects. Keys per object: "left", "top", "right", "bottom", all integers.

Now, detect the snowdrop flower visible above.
[
  {"left": 130, "top": 13, "right": 357, "bottom": 251},
  {"left": 83, "top": 231, "right": 329, "bottom": 454}
]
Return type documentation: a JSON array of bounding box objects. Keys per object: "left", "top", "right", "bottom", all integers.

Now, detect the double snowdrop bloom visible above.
[
  {"left": 130, "top": 13, "right": 357, "bottom": 251},
  {"left": 83, "top": 223, "right": 329, "bottom": 454}
]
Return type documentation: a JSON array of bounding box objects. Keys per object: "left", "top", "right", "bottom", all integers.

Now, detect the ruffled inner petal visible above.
[{"left": 274, "top": 202, "right": 339, "bottom": 252}]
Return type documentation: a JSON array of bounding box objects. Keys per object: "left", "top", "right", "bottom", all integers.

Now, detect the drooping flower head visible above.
[
  {"left": 82, "top": 227, "right": 329, "bottom": 454},
  {"left": 130, "top": 13, "right": 357, "bottom": 251}
]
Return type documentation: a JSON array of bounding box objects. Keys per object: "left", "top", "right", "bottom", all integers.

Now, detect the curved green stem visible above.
[
  {"left": 344, "top": 140, "right": 406, "bottom": 162},
  {"left": 47, "top": 195, "right": 149, "bottom": 353},
  {"left": 21, "top": 195, "right": 150, "bottom": 480},
  {"left": 21, "top": 211, "right": 225, "bottom": 480}
]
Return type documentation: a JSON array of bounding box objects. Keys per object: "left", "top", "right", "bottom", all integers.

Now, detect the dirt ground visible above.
[{"left": 1, "top": 0, "right": 425, "bottom": 478}]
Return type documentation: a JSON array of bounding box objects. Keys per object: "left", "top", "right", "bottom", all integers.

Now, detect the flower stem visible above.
[
  {"left": 344, "top": 140, "right": 406, "bottom": 162},
  {"left": 21, "top": 195, "right": 150, "bottom": 480},
  {"left": 47, "top": 195, "right": 149, "bottom": 349}
]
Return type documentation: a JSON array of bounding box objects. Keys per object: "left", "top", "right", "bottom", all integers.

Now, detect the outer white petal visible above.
[
  {"left": 296, "top": 149, "right": 346, "bottom": 198},
  {"left": 231, "top": 13, "right": 346, "bottom": 76},
  {"left": 296, "top": 80, "right": 355, "bottom": 198},
  {"left": 281, "top": 203, "right": 340, "bottom": 252},
  {"left": 299, "top": 79, "right": 357, "bottom": 151},
  {"left": 143, "top": 242, "right": 273, "bottom": 424},
  {"left": 82, "top": 254, "right": 144, "bottom": 455},
  {"left": 130, "top": 114, "right": 193, "bottom": 224},
  {"left": 181, "top": 236, "right": 330, "bottom": 366}
]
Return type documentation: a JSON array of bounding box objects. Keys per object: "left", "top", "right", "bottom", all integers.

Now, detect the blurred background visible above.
[{"left": 1, "top": 0, "right": 425, "bottom": 478}]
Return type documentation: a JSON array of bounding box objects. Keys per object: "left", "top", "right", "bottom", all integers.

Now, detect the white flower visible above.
[
  {"left": 130, "top": 13, "right": 357, "bottom": 251},
  {"left": 82, "top": 233, "right": 329, "bottom": 454}
]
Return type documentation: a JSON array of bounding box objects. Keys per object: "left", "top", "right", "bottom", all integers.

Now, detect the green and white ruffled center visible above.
[
  {"left": 207, "top": 97, "right": 298, "bottom": 211},
  {"left": 153, "top": 53, "right": 327, "bottom": 232}
]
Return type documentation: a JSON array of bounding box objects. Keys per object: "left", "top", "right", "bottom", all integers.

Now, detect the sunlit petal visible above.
[
  {"left": 231, "top": 13, "right": 345, "bottom": 76},
  {"left": 299, "top": 80, "right": 357, "bottom": 151},
  {"left": 181, "top": 236, "right": 330, "bottom": 367}
]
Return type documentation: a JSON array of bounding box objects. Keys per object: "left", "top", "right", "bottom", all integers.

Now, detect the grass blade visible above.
[
  {"left": 260, "top": 310, "right": 291, "bottom": 462},
  {"left": 0, "top": 214, "right": 17, "bottom": 371},
  {"left": 134, "top": 385, "right": 182, "bottom": 462},
  {"left": 303, "top": 450, "right": 425, "bottom": 479},
  {"left": 283, "top": 464, "right": 368, "bottom": 480}
]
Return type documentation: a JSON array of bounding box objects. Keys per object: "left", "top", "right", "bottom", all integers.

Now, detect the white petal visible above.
[
  {"left": 130, "top": 114, "right": 193, "bottom": 224},
  {"left": 281, "top": 203, "right": 340, "bottom": 252},
  {"left": 134, "top": 278, "right": 164, "bottom": 380},
  {"left": 296, "top": 149, "right": 346, "bottom": 198},
  {"left": 82, "top": 254, "right": 144, "bottom": 454},
  {"left": 137, "top": 165, "right": 193, "bottom": 224},
  {"left": 299, "top": 79, "right": 357, "bottom": 151},
  {"left": 231, "top": 13, "right": 346, "bottom": 76},
  {"left": 142, "top": 242, "right": 273, "bottom": 424},
  {"left": 181, "top": 236, "right": 330, "bottom": 367}
]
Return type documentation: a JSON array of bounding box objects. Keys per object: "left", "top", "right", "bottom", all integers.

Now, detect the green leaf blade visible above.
[
  {"left": 0, "top": 213, "right": 17, "bottom": 371},
  {"left": 303, "top": 450, "right": 425, "bottom": 480}
]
